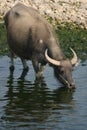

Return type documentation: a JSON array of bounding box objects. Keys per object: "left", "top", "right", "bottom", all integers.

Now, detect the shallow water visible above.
[{"left": 0, "top": 56, "right": 87, "bottom": 130}]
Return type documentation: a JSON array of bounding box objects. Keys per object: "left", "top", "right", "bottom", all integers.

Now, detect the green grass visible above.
[
  {"left": 56, "top": 22, "right": 87, "bottom": 60},
  {"left": 0, "top": 23, "right": 8, "bottom": 55}
]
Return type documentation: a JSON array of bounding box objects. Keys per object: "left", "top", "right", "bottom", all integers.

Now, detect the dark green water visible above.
[{"left": 0, "top": 23, "right": 87, "bottom": 130}]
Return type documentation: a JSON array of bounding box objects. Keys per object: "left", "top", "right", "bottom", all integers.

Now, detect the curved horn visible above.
[
  {"left": 70, "top": 48, "right": 78, "bottom": 66},
  {"left": 45, "top": 49, "right": 61, "bottom": 66}
]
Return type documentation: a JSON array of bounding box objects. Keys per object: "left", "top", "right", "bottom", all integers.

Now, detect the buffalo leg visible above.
[
  {"left": 40, "top": 65, "right": 45, "bottom": 76},
  {"left": 32, "top": 58, "right": 46, "bottom": 78},
  {"left": 32, "top": 59, "right": 41, "bottom": 78},
  {"left": 21, "top": 58, "right": 29, "bottom": 71},
  {"left": 10, "top": 50, "right": 14, "bottom": 71}
]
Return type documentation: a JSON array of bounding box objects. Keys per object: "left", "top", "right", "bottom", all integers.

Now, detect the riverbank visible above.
[{"left": 0, "top": 0, "right": 87, "bottom": 28}]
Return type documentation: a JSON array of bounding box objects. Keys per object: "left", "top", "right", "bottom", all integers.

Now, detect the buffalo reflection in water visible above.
[{"left": 1, "top": 69, "right": 74, "bottom": 128}]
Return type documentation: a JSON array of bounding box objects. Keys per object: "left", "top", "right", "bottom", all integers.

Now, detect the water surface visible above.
[{"left": 0, "top": 56, "right": 87, "bottom": 130}]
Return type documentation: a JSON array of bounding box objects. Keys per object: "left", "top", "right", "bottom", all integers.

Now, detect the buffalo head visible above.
[{"left": 45, "top": 48, "right": 77, "bottom": 89}]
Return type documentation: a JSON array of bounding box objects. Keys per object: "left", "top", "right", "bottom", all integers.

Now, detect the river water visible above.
[{"left": 0, "top": 56, "right": 87, "bottom": 130}]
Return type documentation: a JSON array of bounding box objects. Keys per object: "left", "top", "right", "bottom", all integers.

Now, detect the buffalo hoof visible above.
[
  {"left": 10, "top": 65, "right": 14, "bottom": 71},
  {"left": 23, "top": 66, "right": 29, "bottom": 71},
  {"left": 19, "top": 68, "right": 29, "bottom": 79}
]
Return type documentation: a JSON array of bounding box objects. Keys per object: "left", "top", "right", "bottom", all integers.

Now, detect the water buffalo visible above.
[{"left": 4, "top": 3, "right": 78, "bottom": 88}]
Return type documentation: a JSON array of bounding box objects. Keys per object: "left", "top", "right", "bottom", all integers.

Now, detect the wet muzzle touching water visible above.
[{"left": 59, "top": 74, "right": 75, "bottom": 89}]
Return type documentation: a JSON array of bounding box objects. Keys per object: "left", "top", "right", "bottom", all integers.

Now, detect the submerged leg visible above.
[
  {"left": 10, "top": 51, "right": 15, "bottom": 71},
  {"left": 39, "top": 64, "right": 46, "bottom": 76},
  {"left": 32, "top": 59, "right": 40, "bottom": 78},
  {"left": 21, "top": 58, "right": 29, "bottom": 70},
  {"left": 32, "top": 58, "right": 46, "bottom": 78}
]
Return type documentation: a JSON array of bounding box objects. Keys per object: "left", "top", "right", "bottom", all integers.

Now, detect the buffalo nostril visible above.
[{"left": 70, "top": 83, "right": 76, "bottom": 89}]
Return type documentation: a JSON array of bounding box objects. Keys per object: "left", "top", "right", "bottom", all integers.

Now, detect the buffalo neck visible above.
[{"left": 47, "top": 38, "right": 64, "bottom": 61}]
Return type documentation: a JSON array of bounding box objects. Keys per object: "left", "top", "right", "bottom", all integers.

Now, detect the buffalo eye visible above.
[{"left": 59, "top": 67, "right": 64, "bottom": 74}]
